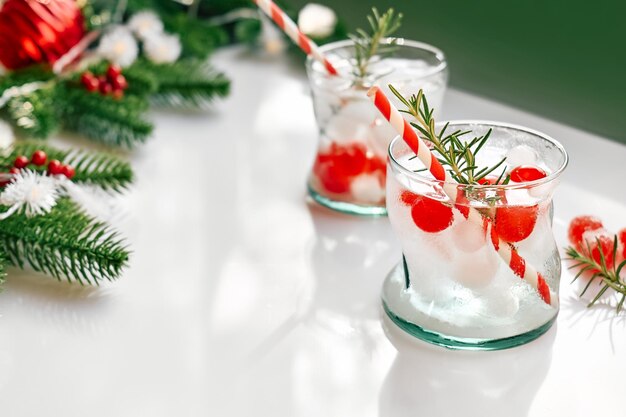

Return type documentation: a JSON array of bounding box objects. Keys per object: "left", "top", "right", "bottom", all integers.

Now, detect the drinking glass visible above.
[
  {"left": 382, "top": 121, "right": 568, "bottom": 350},
  {"left": 306, "top": 39, "right": 448, "bottom": 216}
]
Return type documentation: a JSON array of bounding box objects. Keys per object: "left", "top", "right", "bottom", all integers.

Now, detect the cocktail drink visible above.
[
  {"left": 306, "top": 39, "right": 448, "bottom": 215},
  {"left": 382, "top": 122, "right": 568, "bottom": 350}
]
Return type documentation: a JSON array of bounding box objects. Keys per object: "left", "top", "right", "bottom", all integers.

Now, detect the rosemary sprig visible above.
[
  {"left": 349, "top": 8, "right": 403, "bottom": 80},
  {"left": 389, "top": 85, "right": 510, "bottom": 185},
  {"left": 566, "top": 237, "right": 626, "bottom": 313}
]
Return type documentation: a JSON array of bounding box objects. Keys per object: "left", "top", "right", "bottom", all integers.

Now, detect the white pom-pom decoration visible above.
[
  {"left": 0, "top": 119, "right": 15, "bottom": 148},
  {"left": 97, "top": 27, "right": 139, "bottom": 67},
  {"left": 128, "top": 11, "right": 164, "bottom": 40},
  {"left": 298, "top": 3, "right": 337, "bottom": 38},
  {"left": 0, "top": 169, "right": 60, "bottom": 219},
  {"left": 350, "top": 173, "right": 385, "bottom": 204},
  {"left": 143, "top": 32, "right": 182, "bottom": 64}
]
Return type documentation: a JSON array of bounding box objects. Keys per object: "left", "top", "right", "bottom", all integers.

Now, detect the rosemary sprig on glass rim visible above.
[
  {"left": 388, "top": 84, "right": 510, "bottom": 186},
  {"left": 349, "top": 8, "right": 403, "bottom": 80},
  {"left": 566, "top": 237, "right": 626, "bottom": 313}
]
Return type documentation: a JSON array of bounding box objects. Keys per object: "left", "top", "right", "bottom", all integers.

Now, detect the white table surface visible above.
[{"left": 1, "top": 46, "right": 625, "bottom": 416}]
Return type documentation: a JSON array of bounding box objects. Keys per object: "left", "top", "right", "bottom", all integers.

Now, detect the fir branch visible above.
[
  {"left": 566, "top": 237, "right": 626, "bottom": 313},
  {"left": 0, "top": 142, "right": 133, "bottom": 191},
  {"left": 3, "top": 86, "right": 59, "bottom": 139},
  {"left": 163, "top": 14, "right": 228, "bottom": 59},
  {"left": 57, "top": 84, "right": 153, "bottom": 147},
  {"left": 131, "top": 59, "right": 230, "bottom": 109},
  {"left": 389, "top": 85, "right": 509, "bottom": 185},
  {"left": 0, "top": 198, "right": 129, "bottom": 285},
  {"left": 349, "top": 8, "right": 403, "bottom": 79}
]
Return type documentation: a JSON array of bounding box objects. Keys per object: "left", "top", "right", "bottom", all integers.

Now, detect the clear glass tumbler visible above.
[
  {"left": 306, "top": 39, "right": 448, "bottom": 216},
  {"left": 382, "top": 121, "right": 568, "bottom": 350}
]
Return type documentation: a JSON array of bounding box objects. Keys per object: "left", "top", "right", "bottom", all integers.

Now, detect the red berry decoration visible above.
[
  {"left": 410, "top": 196, "right": 454, "bottom": 233},
  {"left": 81, "top": 71, "right": 100, "bottom": 92},
  {"left": 582, "top": 233, "right": 616, "bottom": 269},
  {"left": 9, "top": 167, "right": 19, "bottom": 175},
  {"left": 99, "top": 80, "right": 113, "bottom": 95},
  {"left": 494, "top": 205, "right": 539, "bottom": 242},
  {"left": 61, "top": 164, "right": 75, "bottom": 179},
  {"left": 106, "top": 64, "right": 122, "bottom": 79},
  {"left": 13, "top": 155, "right": 29, "bottom": 169},
  {"left": 477, "top": 177, "right": 497, "bottom": 185},
  {"left": 400, "top": 190, "right": 419, "bottom": 206},
  {"left": 30, "top": 150, "right": 47, "bottom": 166},
  {"left": 510, "top": 165, "right": 547, "bottom": 183},
  {"left": 567, "top": 215, "right": 603, "bottom": 250},
  {"left": 111, "top": 74, "right": 128, "bottom": 91},
  {"left": 47, "top": 159, "right": 63, "bottom": 175},
  {"left": 618, "top": 228, "right": 626, "bottom": 259}
]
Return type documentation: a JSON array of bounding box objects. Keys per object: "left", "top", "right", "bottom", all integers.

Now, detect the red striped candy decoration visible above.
[
  {"left": 368, "top": 86, "right": 555, "bottom": 306},
  {"left": 253, "top": 0, "right": 338, "bottom": 75}
]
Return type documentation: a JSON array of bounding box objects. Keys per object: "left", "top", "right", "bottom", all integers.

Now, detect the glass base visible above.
[
  {"left": 382, "top": 263, "right": 557, "bottom": 351},
  {"left": 307, "top": 184, "right": 387, "bottom": 217}
]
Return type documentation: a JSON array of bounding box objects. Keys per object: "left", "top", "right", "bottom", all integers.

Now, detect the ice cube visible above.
[
  {"left": 325, "top": 100, "right": 376, "bottom": 145},
  {"left": 350, "top": 173, "right": 385, "bottom": 204},
  {"left": 451, "top": 247, "right": 499, "bottom": 289},
  {"left": 452, "top": 216, "right": 487, "bottom": 252},
  {"left": 505, "top": 145, "right": 537, "bottom": 168}
]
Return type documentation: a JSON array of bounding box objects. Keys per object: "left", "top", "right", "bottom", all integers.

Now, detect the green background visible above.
[{"left": 291, "top": 0, "right": 626, "bottom": 144}]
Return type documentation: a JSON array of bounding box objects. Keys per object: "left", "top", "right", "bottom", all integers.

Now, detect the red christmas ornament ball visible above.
[{"left": 0, "top": 0, "right": 86, "bottom": 70}]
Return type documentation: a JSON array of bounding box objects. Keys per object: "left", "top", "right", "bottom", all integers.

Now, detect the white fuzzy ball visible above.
[
  {"left": 97, "top": 27, "right": 138, "bottom": 67},
  {"left": 298, "top": 3, "right": 337, "bottom": 38},
  {"left": 0, "top": 119, "right": 15, "bottom": 148},
  {"left": 143, "top": 32, "right": 182, "bottom": 64},
  {"left": 350, "top": 173, "right": 385, "bottom": 204},
  {"left": 128, "top": 11, "right": 164, "bottom": 40}
]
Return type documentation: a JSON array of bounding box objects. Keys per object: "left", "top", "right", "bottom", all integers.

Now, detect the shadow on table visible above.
[
  {"left": 379, "top": 317, "right": 556, "bottom": 417},
  {"left": 0, "top": 267, "right": 112, "bottom": 332},
  {"left": 247, "top": 201, "right": 399, "bottom": 361},
  {"left": 305, "top": 202, "right": 398, "bottom": 323}
]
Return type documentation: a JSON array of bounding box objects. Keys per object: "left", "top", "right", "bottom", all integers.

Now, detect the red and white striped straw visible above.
[
  {"left": 368, "top": 86, "right": 555, "bottom": 306},
  {"left": 253, "top": 0, "right": 338, "bottom": 76}
]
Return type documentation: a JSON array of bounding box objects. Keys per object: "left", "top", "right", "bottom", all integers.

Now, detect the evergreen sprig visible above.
[
  {"left": 0, "top": 198, "right": 129, "bottom": 285},
  {"left": 4, "top": 87, "right": 59, "bottom": 139},
  {"left": 0, "top": 142, "right": 133, "bottom": 191},
  {"left": 566, "top": 237, "right": 626, "bottom": 314},
  {"left": 129, "top": 59, "right": 230, "bottom": 109},
  {"left": 389, "top": 85, "right": 510, "bottom": 185},
  {"left": 349, "top": 8, "right": 403, "bottom": 79},
  {"left": 57, "top": 84, "right": 153, "bottom": 147}
]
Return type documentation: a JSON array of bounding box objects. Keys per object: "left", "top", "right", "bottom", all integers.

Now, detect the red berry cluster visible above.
[
  {"left": 313, "top": 142, "right": 386, "bottom": 194},
  {"left": 398, "top": 163, "right": 548, "bottom": 242},
  {"left": 7, "top": 150, "right": 75, "bottom": 180},
  {"left": 568, "top": 215, "right": 626, "bottom": 270},
  {"left": 80, "top": 64, "right": 128, "bottom": 99}
]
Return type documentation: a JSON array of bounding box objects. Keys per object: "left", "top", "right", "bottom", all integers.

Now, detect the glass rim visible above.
[
  {"left": 387, "top": 120, "right": 569, "bottom": 190},
  {"left": 306, "top": 37, "right": 448, "bottom": 80}
]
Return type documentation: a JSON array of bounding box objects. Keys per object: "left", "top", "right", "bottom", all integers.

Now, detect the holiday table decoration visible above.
[
  {"left": 0, "top": 0, "right": 230, "bottom": 147},
  {"left": 566, "top": 215, "right": 626, "bottom": 313},
  {"left": 0, "top": 141, "right": 133, "bottom": 287},
  {"left": 371, "top": 86, "right": 568, "bottom": 349},
  {"left": 0, "top": 0, "right": 86, "bottom": 70}
]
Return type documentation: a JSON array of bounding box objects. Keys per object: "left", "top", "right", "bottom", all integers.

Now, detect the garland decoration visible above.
[
  {"left": 0, "top": 142, "right": 133, "bottom": 287},
  {"left": 0, "top": 0, "right": 232, "bottom": 148}
]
